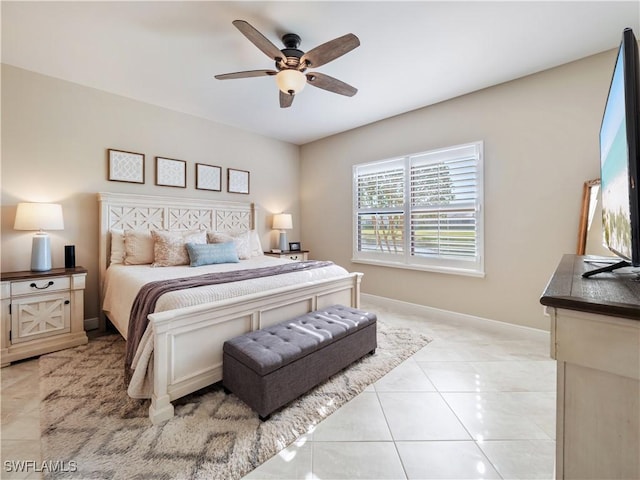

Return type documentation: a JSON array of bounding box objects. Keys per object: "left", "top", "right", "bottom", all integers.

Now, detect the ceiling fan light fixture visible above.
[{"left": 276, "top": 69, "right": 306, "bottom": 95}]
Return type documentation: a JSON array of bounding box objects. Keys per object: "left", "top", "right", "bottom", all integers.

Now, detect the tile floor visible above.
[
  {"left": 244, "top": 299, "right": 556, "bottom": 480},
  {"left": 1, "top": 298, "right": 557, "bottom": 479}
]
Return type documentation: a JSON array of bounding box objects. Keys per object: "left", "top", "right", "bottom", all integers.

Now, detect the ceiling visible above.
[{"left": 2, "top": 1, "right": 639, "bottom": 145}]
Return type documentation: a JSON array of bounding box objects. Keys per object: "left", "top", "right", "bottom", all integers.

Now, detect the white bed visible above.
[{"left": 98, "top": 192, "right": 362, "bottom": 423}]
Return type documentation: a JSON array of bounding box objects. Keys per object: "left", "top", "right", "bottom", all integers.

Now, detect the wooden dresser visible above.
[{"left": 540, "top": 254, "right": 639, "bottom": 480}]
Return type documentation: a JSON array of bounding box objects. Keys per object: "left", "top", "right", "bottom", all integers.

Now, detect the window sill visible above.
[{"left": 351, "top": 258, "right": 485, "bottom": 278}]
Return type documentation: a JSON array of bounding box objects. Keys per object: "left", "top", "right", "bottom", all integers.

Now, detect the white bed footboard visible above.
[{"left": 148, "top": 272, "right": 362, "bottom": 424}]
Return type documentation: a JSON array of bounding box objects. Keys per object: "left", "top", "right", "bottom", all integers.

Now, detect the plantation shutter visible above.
[
  {"left": 410, "top": 145, "right": 480, "bottom": 260},
  {"left": 353, "top": 142, "right": 483, "bottom": 276},
  {"left": 355, "top": 159, "right": 405, "bottom": 255}
]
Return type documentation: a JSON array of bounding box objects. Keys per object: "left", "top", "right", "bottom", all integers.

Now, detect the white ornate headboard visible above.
[{"left": 97, "top": 192, "right": 255, "bottom": 303}]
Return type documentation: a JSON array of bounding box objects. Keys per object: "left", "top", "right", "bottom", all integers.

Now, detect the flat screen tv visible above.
[{"left": 584, "top": 28, "right": 640, "bottom": 278}]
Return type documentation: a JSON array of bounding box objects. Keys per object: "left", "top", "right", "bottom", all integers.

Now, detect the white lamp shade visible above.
[
  {"left": 14, "top": 203, "right": 64, "bottom": 231},
  {"left": 272, "top": 213, "right": 293, "bottom": 230},
  {"left": 276, "top": 70, "right": 306, "bottom": 95}
]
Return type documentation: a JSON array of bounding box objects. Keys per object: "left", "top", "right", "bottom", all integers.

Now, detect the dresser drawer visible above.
[{"left": 11, "top": 276, "right": 71, "bottom": 296}]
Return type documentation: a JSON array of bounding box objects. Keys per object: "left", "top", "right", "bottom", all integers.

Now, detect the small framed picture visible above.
[
  {"left": 227, "top": 168, "right": 250, "bottom": 194},
  {"left": 108, "top": 149, "right": 145, "bottom": 184},
  {"left": 196, "top": 163, "right": 222, "bottom": 191},
  {"left": 156, "top": 157, "right": 186, "bottom": 188},
  {"left": 289, "top": 242, "right": 301, "bottom": 251}
]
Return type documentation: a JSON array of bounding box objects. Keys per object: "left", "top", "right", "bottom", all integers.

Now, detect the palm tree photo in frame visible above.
[
  {"left": 108, "top": 149, "right": 145, "bottom": 184},
  {"left": 196, "top": 163, "right": 222, "bottom": 191},
  {"left": 227, "top": 168, "right": 250, "bottom": 194}
]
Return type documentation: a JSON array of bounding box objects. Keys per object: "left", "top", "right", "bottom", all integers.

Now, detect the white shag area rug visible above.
[{"left": 40, "top": 322, "right": 430, "bottom": 480}]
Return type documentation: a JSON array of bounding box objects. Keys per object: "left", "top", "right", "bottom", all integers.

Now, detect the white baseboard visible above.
[
  {"left": 84, "top": 317, "right": 99, "bottom": 331},
  {"left": 361, "top": 293, "right": 549, "bottom": 337}
]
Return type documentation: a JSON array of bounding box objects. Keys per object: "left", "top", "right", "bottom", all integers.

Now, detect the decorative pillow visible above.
[
  {"left": 186, "top": 242, "right": 239, "bottom": 267},
  {"left": 249, "top": 229, "right": 264, "bottom": 257},
  {"left": 110, "top": 229, "right": 125, "bottom": 264},
  {"left": 207, "top": 231, "right": 233, "bottom": 244},
  {"left": 207, "top": 230, "right": 252, "bottom": 259},
  {"left": 151, "top": 230, "right": 207, "bottom": 267},
  {"left": 124, "top": 230, "right": 154, "bottom": 265}
]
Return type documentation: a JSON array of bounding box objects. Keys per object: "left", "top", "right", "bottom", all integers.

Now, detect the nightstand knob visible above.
[
  {"left": 30, "top": 281, "right": 54, "bottom": 290},
  {"left": 64, "top": 300, "right": 70, "bottom": 305}
]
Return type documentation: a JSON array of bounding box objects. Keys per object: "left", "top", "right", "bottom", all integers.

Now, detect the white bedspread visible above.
[
  {"left": 103, "top": 256, "right": 349, "bottom": 339},
  {"left": 101, "top": 256, "right": 350, "bottom": 398}
]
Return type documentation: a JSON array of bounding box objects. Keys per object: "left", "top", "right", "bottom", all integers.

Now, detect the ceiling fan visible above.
[{"left": 215, "top": 20, "right": 360, "bottom": 108}]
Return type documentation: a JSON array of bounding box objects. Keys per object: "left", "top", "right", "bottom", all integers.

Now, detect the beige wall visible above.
[
  {"left": 1, "top": 65, "right": 301, "bottom": 321},
  {"left": 300, "top": 49, "right": 617, "bottom": 330},
  {"left": 1, "top": 48, "right": 621, "bottom": 331}
]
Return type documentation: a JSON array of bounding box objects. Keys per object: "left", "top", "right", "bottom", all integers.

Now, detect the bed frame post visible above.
[
  {"left": 353, "top": 273, "right": 363, "bottom": 308},
  {"left": 149, "top": 324, "right": 174, "bottom": 424}
]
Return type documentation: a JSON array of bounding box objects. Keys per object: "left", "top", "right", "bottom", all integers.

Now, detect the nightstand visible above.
[
  {"left": 264, "top": 250, "right": 309, "bottom": 262},
  {"left": 1, "top": 267, "right": 88, "bottom": 366}
]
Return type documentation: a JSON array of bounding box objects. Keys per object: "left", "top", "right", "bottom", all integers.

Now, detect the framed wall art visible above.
[
  {"left": 156, "top": 157, "right": 187, "bottom": 188},
  {"left": 196, "top": 163, "right": 222, "bottom": 192},
  {"left": 108, "top": 149, "right": 145, "bottom": 184},
  {"left": 227, "top": 168, "right": 250, "bottom": 194}
]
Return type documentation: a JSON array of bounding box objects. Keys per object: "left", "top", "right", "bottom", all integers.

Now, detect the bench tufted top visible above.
[{"left": 223, "top": 305, "right": 377, "bottom": 376}]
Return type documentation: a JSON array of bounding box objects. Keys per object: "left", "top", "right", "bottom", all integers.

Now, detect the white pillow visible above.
[
  {"left": 208, "top": 230, "right": 252, "bottom": 259},
  {"left": 110, "top": 229, "right": 125, "bottom": 264},
  {"left": 151, "top": 230, "right": 207, "bottom": 267},
  {"left": 124, "top": 230, "right": 154, "bottom": 265},
  {"left": 249, "top": 230, "right": 264, "bottom": 257}
]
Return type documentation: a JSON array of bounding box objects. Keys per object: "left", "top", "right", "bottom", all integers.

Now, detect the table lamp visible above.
[
  {"left": 272, "top": 213, "right": 292, "bottom": 251},
  {"left": 14, "top": 202, "right": 64, "bottom": 272}
]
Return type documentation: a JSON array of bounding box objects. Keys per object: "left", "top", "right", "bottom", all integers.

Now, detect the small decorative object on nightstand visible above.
[
  {"left": 264, "top": 250, "right": 309, "bottom": 262},
  {"left": 289, "top": 242, "right": 301, "bottom": 251},
  {"left": 0, "top": 267, "right": 88, "bottom": 366}
]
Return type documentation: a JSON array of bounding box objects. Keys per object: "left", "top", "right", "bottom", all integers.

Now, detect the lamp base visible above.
[
  {"left": 31, "top": 232, "right": 52, "bottom": 272},
  {"left": 279, "top": 231, "right": 288, "bottom": 251}
]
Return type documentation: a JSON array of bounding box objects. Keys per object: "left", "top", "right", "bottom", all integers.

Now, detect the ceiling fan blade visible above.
[
  {"left": 300, "top": 33, "right": 360, "bottom": 68},
  {"left": 279, "top": 90, "right": 294, "bottom": 108},
  {"left": 232, "top": 20, "right": 285, "bottom": 63},
  {"left": 306, "top": 72, "right": 357, "bottom": 97},
  {"left": 214, "top": 70, "right": 277, "bottom": 80}
]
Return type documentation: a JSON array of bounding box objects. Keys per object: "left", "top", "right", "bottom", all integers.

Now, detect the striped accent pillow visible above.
[{"left": 186, "top": 242, "right": 239, "bottom": 267}]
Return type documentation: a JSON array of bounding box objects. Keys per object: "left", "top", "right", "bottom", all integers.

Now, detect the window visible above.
[{"left": 353, "top": 141, "right": 484, "bottom": 276}]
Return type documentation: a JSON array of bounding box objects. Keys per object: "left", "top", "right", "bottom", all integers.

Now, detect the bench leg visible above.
[{"left": 259, "top": 413, "right": 271, "bottom": 422}]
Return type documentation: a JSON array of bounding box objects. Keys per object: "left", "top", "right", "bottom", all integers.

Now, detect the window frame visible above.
[{"left": 352, "top": 141, "right": 485, "bottom": 277}]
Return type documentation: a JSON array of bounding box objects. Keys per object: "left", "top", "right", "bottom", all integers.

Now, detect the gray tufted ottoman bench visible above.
[{"left": 222, "top": 305, "right": 377, "bottom": 419}]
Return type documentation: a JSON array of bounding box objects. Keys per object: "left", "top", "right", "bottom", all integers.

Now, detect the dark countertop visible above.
[{"left": 540, "top": 254, "right": 640, "bottom": 320}]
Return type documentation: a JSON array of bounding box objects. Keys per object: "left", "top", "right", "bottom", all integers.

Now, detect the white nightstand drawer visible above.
[
  {"left": 283, "top": 252, "right": 308, "bottom": 261},
  {"left": 264, "top": 250, "right": 310, "bottom": 262},
  {"left": 11, "top": 276, "right": 70, "bottom": 296}
]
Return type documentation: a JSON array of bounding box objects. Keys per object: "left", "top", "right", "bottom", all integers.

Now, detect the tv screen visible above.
[{"left": 587, "top": 28, "right": 640, "bottom": 277}]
